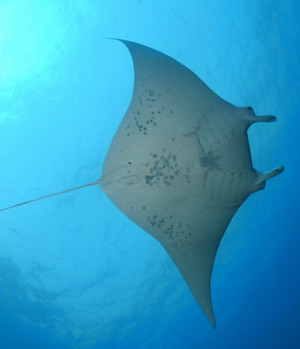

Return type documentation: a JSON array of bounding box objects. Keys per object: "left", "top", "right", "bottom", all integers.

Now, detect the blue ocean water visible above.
[{"left": 0, "top": 0, "right": 298, "bottom": 348}]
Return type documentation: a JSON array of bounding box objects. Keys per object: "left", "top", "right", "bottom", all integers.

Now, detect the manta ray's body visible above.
[
  {"left": 100, "top": 40, "right": 283, "bottom": 327},
  {"left": 1, "top": 40, "right": 283, "bottom": 327}
]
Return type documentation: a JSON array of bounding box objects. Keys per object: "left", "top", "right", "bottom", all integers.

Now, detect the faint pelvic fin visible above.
[{"left": 0, "top": 180, "right": 100, "bottom": 212}]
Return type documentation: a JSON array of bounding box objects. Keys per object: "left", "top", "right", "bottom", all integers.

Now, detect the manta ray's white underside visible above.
[
  {"left": 0, "top": 39, "right": 284, "bottom": 327},
  {"left": 100, "top": 40, "right": 283, "bottom": 327}
]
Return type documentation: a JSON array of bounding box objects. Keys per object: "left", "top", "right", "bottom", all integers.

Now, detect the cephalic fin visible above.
[
  {"left": 248, "top": 115, "right": 277, "bottom": 125},
  {"left": 255, "top": 166, "right": 284, "bottom": 190}
]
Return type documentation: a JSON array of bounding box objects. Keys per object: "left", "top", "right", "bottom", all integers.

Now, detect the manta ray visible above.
[{"left": 1, "top": 40, "right": 284, "bottom": 327}]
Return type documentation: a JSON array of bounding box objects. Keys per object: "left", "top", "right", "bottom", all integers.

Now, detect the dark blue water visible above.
[{"left": 0, "top": 1, "right": 299, "bottom": 348}]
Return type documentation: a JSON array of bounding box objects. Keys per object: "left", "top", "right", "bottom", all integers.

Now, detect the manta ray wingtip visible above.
[
  {"left": 107, "top": 37, "right": 122, "bottom": 42},
  {"left": 107, "top": 37, "right": 133, "bottom": 46},
  {"left": 201, "top": 303, "right": 216, "bottom": 328},
  {"left": 209, "top": 316, "right": 217, "bottom": 329}
]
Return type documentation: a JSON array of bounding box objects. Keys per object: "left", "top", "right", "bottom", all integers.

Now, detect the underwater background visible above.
[{"left": 0, "top": 0, "right": 298, "bottom": 348}]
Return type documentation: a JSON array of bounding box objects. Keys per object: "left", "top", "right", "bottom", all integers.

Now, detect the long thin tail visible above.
[{"left": 0, "top": 179, "right": 101, "bottom": 212}]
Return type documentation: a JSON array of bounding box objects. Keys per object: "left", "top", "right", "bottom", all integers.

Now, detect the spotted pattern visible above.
[
  {"left": 124, "top": 83, "right": 174, "bottom": 137},
  {"left": 140, "top": 150, "right": 192, "bottom": 187},
  {"left": 146, "top": 213, "right": 193, "bottom": 259}
]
